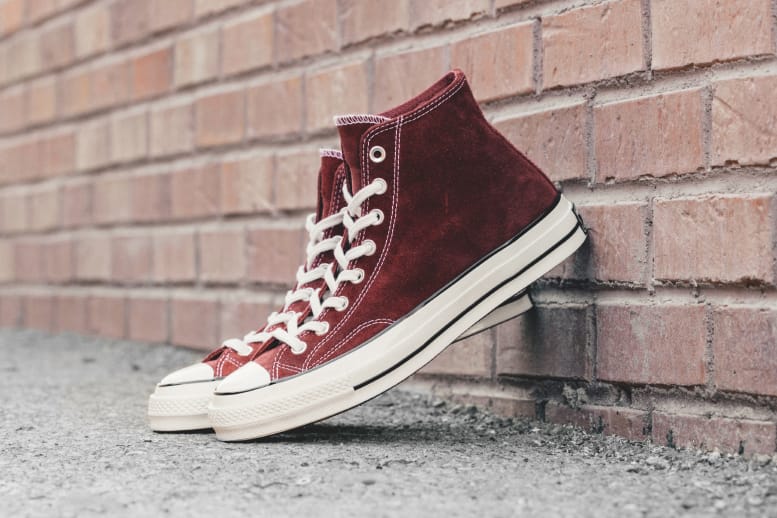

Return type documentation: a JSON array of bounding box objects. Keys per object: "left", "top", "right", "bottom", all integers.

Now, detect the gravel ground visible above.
[{"left": 2, "top": 329, "right": 777, "bottom": 517}]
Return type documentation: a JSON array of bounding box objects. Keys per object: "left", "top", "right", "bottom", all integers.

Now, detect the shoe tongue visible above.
[
  {"left": 316, "top": 148, "right": 345, "bottom": 220},
  {"left": 335, "top": 114, "right": 390, "bottom": 191}
]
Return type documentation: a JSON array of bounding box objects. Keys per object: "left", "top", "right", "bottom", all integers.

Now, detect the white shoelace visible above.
[
  {"left": 221, "top": 209, "right": 345, "bottom": 356},
  {"left": 224, "top": 177, "right": 387, "bottom": 356}
]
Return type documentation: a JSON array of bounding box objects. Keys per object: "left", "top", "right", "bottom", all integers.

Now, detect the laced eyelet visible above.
[
  {"left": 372, "top": 178, "right": 387, "bottom": 194},
  {"left": 363, "top": 239, "right": 377, "bottom": 256},
  {"left": 291, "top": 344, "right": 307, "bottom": 355},
  {"left": 336, "top": 298, "right": 349, "bottom": 311},
  {"left": 369, "top": 145, "right": 386, "bottom": 163},
  {"left": 353, "top": 268, "right": 365, "bottom": 284},
  {"left": 314, "top": 321, "right": 330, "bottom": 336},
  {"left": 371, "top": 209, "right": 384, "bottom": 225}
]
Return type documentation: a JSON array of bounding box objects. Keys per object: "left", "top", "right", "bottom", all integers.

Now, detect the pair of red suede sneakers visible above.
[{"left": 147, "top": 70, "right": 587, "bottom": 441}]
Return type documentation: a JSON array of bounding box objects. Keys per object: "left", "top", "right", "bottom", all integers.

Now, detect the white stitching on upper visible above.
[
  {"left": 334, "top": 114, "right": 390, "bottom": 126},
  {"left": 313, "top": 318, "right": 394, "bottom": 365},
  {"left": 319, "top": 148, "right": 343, "bottom": 159}
]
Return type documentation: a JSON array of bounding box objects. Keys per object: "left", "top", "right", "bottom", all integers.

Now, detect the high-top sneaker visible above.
[
  {"left": 147, "top": 148, "right": 532, "bottom": 432},
  {"left": 147, "top": 149, "right": 348, "bottom": 431},
  {"left": 208, "top": 70, "right": 586, "bottom": 441}
]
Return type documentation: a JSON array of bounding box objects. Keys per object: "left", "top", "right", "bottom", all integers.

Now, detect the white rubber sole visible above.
[
  {"left": 456, "top": 291, "right": 532, "bottom": 341},
  {"left": 208, "top": 195, "right": 586, "bottom": 441},
  {"left": 147, "top": 380, "right": 218, "bottom": 431}
]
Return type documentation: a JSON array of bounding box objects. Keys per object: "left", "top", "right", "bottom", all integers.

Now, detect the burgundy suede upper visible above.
[
  {"left": 259, "top": 70, "right": 559, "bottom": 380},
  {"left": 202, "top": 156, "right": 347, "bottom": 378}
]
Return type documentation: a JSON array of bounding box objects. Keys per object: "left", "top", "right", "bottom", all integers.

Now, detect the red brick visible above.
[
  {"left": 41, "top": 132, "right": 75, "bottom": 177},
  {"left": 494, "top": 102, "right": 587, "bottom": 182},
  {"left": 545, "top": 403, "right": 649, "bottom": 441},
  {"left": 153, "top": 230, "right": 196, "bottom": 282},
  {"left": 193, "top": 0, "right": 243, "bottom": 17},
  {"left": 149, "top": 0, "right": 193, "bottom": 33},
  {"left": 110, "top": 109, "right": 148, "bottom": 163},
  {"left": 43, "top": 237, "right": 73, "bottom": 283},
  {"left": 0, "top": 240, "right": 13, "bottom": 282},
  {"left": 496, "top": 304, "right": 590, "bottom": 379},
  {"left": 40, "top": 21, "right": 75, "bottom": 71},
  {"left": 75, "top": 3, "right": 112, "bottom": 58},
  {"left": 274, "top": 150, "right": 319, "bottom": 210},
  {"left": 131, "top": 172, "right": 170, "bottom": 223},
  {"left": 0, "top": 86, "right": 25, "bottom": 132},
  {"left": 305, "top": 61, "right": 369, "bottom": 132},
  {"left": 573, "top": 203, "right": 647, "bottom": 282},
  {"left": 111, "top": 0, "right": 149, "bottom": 47},
  {"left": 596, "top": 304, "right": 707, "bottom": 386},
  {"left": 411, "top": 0, "right": 489, "bottom": 29},
  {"left": 26, "top": 0, "right": 58, "bottom": 24},
  {"left": 0, "top": 293, "right": 22, "bottom": 327},
  {"left": 246, "top": 76, "right": 303, "bottom": 138},
  {"left": 28, "top": 185, "right": 60, "bottom": 232},
  {"left": 55, "top": 294, "right": 88, "bottom": 333},
  {"left": 25, "top": 77, "right": 57, "bottom": 125},
  {"left": 128, "top": 295, "right": 169, "bottom": 343},
  {"left": 61, "top": 69, "right": 92, "bottom": 117},
  {"left": 653, "top": 412, "right": 776, "bottom": 456},
  {"left": 91, "top": 60, "right": 132, "bottom": 111},
  {"left": 542, "top": 0, "right": 644, "bottom": 88},
  {"left": 170, "top": 164, "right": 221, "bottom": 219},
  {"left": 276, "top": 0, "right": 337, "bottom": 63},
  {"left": 246, "top": 226, "right": 305, "bottom": 284},
  {"left": 221, "top": 11, "right": 273, "bottom": 76},
  {"left": 24, "top": 294, "right": 54, "bottom": 332},
  {"left": 374, "top": 46, "right": 447, "bottom": 112},
  {"left": 712, "top": 75, "right": 777, "bottom": 166},
  {"left": 76, "top": 234, "right": 112, "bottom": 281},
  {"left": 150, "top": 101, "right": 194, "bottom": 157},
  {"left": 199, "top": 228, "right": 246, "bottom": 283},
  {"left": 0, "top": 0, "right": 24, "bottom": 36},
  {"left": 88, "top": 294, "right": 126, "bottom": 339},
  {"left": 220, "top": 298, "right": 275, "bottom": 339},
  {"left": 195, "top": 89, "right": 245, "bottom": 147},
  {"left": 92, "top": 174, "right": 132, "bottom": 225},
  {"left": 76, "top": 119, "right": 111, "bottom": 171},
  {"left": 220, "top": 155, "right": 273, "bottom": 215},
  {"left": 174, "top": 27, "right": 220, "bottom": 87},
  {"left": 6, "top": 34, "right": 41, "bottom": 82},
  {"left": 713, "top": 307, "right": 777, "bottom": 397},
  {"left": 594, "top": 89, "right": 703, "bottom": 181},
  {"left": 654, "top": 195, "right": 775, "bottom": 284},
  {"left": 62, "top": 180, "right": 91, "bottom": 228},
  {"left": 451, "top": 23, "right": 534, "bottom": 101},
  {"left": 131, "top": 46, "right": 172, "bottom": 100},
  {"left": 15, "top": 240, "right": 44, "bottom": 282},
  {"left": 111, "top": 235, "right": 153, "bottom": 282},
  {"left": 423, "top": 329, "right": 493, "bottom": 377},
  {"left": 652, "top": 0, "right": 773, "bottom": 71},
  {"left": 0, "top": 190, "right": 27, "bottom": 233},
  {"left": 171, "top": 297, "right": 220, "bottom": 350},
  {"left": 12, "top": 140, "right": 41, "bottom": 182},
  {"left": 340, "top": 0, "right": 409, "bottom": 45}
]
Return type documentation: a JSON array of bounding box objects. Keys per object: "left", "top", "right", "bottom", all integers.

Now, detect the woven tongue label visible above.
[{"left": 333, "top": 114, "right": 390, "bottom": 126}]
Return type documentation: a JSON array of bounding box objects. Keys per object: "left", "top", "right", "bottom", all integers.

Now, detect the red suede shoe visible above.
[
  {"left": 147, "top": 149, "right": 348, "bottom": 431},
  {"left": 208, "top": 70, "right": 587, "bottom": 441}
]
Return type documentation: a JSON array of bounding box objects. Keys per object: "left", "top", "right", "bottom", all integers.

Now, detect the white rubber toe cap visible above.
[
  {"left": 215, "top": 362, "right": 271, "bottom": 394},
  {"left": 159, "top": 363, "right": 215, "bottom": 386}
]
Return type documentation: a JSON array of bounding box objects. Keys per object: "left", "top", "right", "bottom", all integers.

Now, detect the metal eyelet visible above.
[
  {"left": 352, "top": 268, "right": 365, "bottom": 284},
  {"left": 372, "top": 178, "right": 387, "bottom": 194},
  {"left": 314, "top": 322, "right": 330, "bottom": 336},
  {"left": 371, "top": 209, "right": 384, "bottom": 225},
  {"left": 363, "top": 239, "right": 377, "bottom": 256},
  {"left": 369, "top": 145, "right": 386, "bottom": 163}
]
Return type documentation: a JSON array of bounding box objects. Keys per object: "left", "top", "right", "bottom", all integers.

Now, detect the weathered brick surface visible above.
[
  {"left": 1, "top": 0, "right": 775, "bottom": 456},
  {"left": 596, "top": 304, "right": 707, "bottom": 386},
  {"left": 652, "top": 0, "right": 773, "bottom": 71},
  {"left": 652, "top": 412, "right": 776, "bottom": 456},
  {"left": 653, "top": 195, "right": 775, "bottom": 284}
]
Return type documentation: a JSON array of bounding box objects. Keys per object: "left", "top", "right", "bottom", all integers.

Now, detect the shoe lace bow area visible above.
[{"left": 222, "top": 177, "right": 387, "bottom": 356}]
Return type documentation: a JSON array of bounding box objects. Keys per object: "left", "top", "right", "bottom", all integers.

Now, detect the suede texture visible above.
[
  {"left": 201, "top": 157, "right": 347, "bottom": 378},
  {"left": 268, "top": 70, "right": 559, "bottom": 380}
]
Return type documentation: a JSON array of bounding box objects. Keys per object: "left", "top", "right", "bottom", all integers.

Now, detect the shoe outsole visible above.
[{"left": 208, "top": 195, "right": 585, "bottom": 441}]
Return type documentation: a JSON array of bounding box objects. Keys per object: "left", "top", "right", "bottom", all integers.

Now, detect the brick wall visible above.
[{"left": 1, "top": 0, "right": 776, "bottom": 455}]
